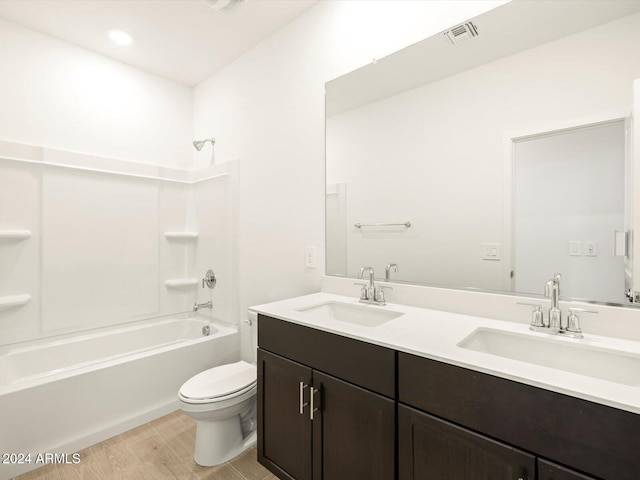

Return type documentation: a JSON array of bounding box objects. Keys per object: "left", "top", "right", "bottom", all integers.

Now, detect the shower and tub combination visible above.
[{"left": 0, "top": 142, "right": 247, "bottom": 478}]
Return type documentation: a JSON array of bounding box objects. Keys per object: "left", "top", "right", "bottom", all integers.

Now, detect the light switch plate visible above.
[
  {"left": 569, "top": 241, "right": 582, "bottom": 256},
  {"left": 482, "top": 243, "right": 501, "bottom": 261}
]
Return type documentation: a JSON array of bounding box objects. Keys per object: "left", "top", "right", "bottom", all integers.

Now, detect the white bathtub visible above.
[{"left": 0, "top": 314, "right": 240, "bottom": 479}]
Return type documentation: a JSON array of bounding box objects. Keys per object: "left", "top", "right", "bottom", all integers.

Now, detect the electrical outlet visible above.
[
  {"left": 583, "top": 242, "right": 597, "bottom": 257},
  {"left": 304, "top": 246, "right": 317, "bottom": 268}
]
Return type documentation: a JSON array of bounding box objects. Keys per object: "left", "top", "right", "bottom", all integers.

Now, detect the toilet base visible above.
[{"left": 194, "top": 418, "right": 257, "bottom": 467}]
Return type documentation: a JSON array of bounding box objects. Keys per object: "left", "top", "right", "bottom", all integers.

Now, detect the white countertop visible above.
[{"left": 250, "top": 292, "right": 640, "bottom": 415}]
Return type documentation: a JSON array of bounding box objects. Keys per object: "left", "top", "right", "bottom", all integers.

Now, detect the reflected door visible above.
[{"left": 513, "top": 120, "right": 626, "bottom": 304}]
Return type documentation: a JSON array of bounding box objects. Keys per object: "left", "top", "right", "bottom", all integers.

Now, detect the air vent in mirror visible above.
[{"left": 443, "top": 21, "right": 479, "bottom": 46}]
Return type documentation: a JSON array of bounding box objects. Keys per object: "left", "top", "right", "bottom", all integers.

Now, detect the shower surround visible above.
[{"left": 0, "top": 141, "right": 239, "bottom": 478}]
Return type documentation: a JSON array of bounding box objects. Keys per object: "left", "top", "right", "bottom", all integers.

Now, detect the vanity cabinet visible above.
[
  {"left": 398, "top": 404, "right": 535, "bottom": 479},
  {"left": 258, "top": 350, "right": 312, "bottom": 479},
  {"left": 537, "top": 460, "right": 596, "bottom": 480},
  {"left": 257, "top": 313, "right": 639, "bottom": 480},
  {"left": 399, "top": 352, "right": 639, "bottom": 480},
  {"left": 257, "top": 315, "right": 395, "bottom": 480}
]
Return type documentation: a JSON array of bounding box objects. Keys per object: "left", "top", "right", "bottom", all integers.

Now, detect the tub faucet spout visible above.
[{"left": 194, "top": 301, "right": 213, "bottom": 312}]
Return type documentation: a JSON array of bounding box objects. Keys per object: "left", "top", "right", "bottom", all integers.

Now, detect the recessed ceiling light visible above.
[{"left": 108, "top": 30, "right": 133, "bottom": 46}]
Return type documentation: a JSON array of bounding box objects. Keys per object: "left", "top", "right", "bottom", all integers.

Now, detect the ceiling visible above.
[{"left": 0, "top": 0, "right": 319, "bottom": 87}]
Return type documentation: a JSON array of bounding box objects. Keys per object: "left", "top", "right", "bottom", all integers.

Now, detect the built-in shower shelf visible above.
[
  {"left": 0, "top": 294, "right": 31, "bottom": 311},
  {"left": 164, "top": 232, "right": 199, "bottom": 240},
  {"left": 164, "top": 279, "right": 199, "bottom": 289},
  {"left": 0, "top": 230, "right": 32, "bottom": 240}
]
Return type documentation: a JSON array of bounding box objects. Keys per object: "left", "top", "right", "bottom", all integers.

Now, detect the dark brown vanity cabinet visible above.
[
  {"left": 258, "top": 349, "right": 313, "bottom": 480},
  {"left": 537, "top": 460, "right": 596, "bottom": 480},
  {"left": 399, "top": 405, "right": 535, "bottom": 480},
  {"left": 258, "top": 313, "right": 638, "bottom": 480},
  {"left": 257, "top": 315, "right": 395, "bottom": 480},
  {"left": 399, "top": 352, "right": 638, "bottom": 480}
]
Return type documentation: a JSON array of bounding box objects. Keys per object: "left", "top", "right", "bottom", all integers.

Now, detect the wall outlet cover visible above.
[
  {"left": 304, "top": 245, "right": 317, "bottom": 268},
  {"left": 583, "top": 242, "right": 598, "bottom": 257}
]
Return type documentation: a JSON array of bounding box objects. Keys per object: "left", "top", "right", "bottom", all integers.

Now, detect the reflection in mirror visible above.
[
  {"left": 325, "top": 0, "right": 640, "bottom": 307},
  {"left": 512, "top": 121, "right": 625, "bottom": 304}
]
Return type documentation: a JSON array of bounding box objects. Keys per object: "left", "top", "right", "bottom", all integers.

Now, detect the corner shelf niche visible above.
[
  {"left": 164, "top": 232, "right": 199, "bottom": 240},
  {"left": 164, "top": 279, "right": 199, "bottom": 289},
  {"left": 0, "top": 294, "right": 31, "bottom": 311},
  {"left": 0, "top": 230, "right": 32, "bottom": 241}
]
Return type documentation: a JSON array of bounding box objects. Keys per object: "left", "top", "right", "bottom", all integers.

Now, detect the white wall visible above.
[
  {"left": 0, "top": 18, "right": 192, "bottom": 169},
  {"left": 193, "top": 0, "right": 507, "bottom": 322},
  {"left": 326, "top": 12, "right": 640, "bottom": 295}
]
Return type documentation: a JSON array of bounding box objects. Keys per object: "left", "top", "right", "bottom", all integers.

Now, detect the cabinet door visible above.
[
  {"left": 538, "top": 459, "right": 596, "bottom": 480},
  {"left": 399, "top": 405, "right": 535, "bottom": 480},
  {"left": 313, "top": 371, "right": 395, "bottom": 480},
  {"left": 258, "top": 349, "right": 312, "bottom": 480}
]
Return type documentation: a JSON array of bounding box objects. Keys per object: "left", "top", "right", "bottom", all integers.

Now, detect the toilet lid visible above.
[{"left": 179, "top": 360, "right": 257, "bottom": 401}]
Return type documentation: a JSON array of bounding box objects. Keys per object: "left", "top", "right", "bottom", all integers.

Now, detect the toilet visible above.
[{"left": 178, "top": 359, "right": 257, "bottom": 466}]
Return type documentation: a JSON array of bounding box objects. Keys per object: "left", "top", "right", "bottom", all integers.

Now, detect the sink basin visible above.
[
  {"left": 458, "top": 328, "right": 640, "bottom": 386},
  {"left": 296, "top": 301, "right": 403, "bottom": 327}
]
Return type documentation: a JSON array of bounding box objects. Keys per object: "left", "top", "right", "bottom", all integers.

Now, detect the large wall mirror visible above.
[{"left": 325, "top": 0, "right": 640, "bottom": 307}]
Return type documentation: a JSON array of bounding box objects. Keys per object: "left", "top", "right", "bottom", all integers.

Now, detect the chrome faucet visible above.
[
  {"left": 545, "top": 273, "right": 562, "bottom": 332},
  {"left": 519, "top": 273, "right": 597, "bottom": 338},
  {"left": 385, "top": 263, "right": 398, "bottom": 281},
  {"left": 193, "top": 300, "right": 212, "bottom": 312},
  {"left": 358, "top": 266, "right": 375, "bottom": 301},
  {"left": 356, "top": 266, "right": 391, "bottom": 306}
]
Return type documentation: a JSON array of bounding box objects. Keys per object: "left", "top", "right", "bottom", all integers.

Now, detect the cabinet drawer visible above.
[
  {"left": 258, "top": 314, "right": 395, "bottom": 397},
  {"left": 398, "top": 352, "right": 640, "bottom": 480}
]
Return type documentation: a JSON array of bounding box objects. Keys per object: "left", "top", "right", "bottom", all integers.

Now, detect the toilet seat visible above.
[{"left": 179, "top": 360, "right": 257, "bottom": 404}]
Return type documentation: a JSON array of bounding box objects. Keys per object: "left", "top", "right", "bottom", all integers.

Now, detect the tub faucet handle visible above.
[{"left": 202, "top": 269, "right": 217, "bottom": 289}]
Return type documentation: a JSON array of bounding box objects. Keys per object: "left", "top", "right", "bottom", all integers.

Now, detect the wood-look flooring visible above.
[{"left": 14, "top": 410, "right": 275, "bottom": 480}]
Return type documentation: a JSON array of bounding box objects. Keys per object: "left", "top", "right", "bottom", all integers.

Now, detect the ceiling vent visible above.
[
  {"left": 443, "top": 21, "right": 479, "bottom": 46},
  {"left": 203, "top": 0, "right": 247, "bottom": 15}
]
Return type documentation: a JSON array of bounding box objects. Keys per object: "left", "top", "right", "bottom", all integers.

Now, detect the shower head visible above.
[
  {"left": 193, "top": 138, "right": 215, "bottom": 151},
  {"left": 193, "top": 138, "right": 217, "bottom": 166}
]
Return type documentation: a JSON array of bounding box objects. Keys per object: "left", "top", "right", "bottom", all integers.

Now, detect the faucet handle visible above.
[
  {"left": 374, "top": 285, "right": 392, "bottom": 304},
  {"left": 376, "top": 285, "right": 393, "bottom": 302},
  {"left": 566, "top": 308, "right": 597, "bottom": 337},
  {"left": 354, "top": 282, "right": 368, "bottom": 300},
  {"left": 517, "top": 302, "right": 545, "bottom": 328}
]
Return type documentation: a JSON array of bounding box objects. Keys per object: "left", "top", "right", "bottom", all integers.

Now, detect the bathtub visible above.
[{"left": 0, "top": 314, "right": 239, "bottom": 479}]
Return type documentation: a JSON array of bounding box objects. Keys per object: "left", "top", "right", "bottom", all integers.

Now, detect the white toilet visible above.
[{"left": 178, "top": 359, "right": 257, "bottom": 466}]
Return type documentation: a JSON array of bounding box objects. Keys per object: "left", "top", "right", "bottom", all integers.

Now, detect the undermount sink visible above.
[
  {"left": 458, "top": 328, "right": 640, "bottom": 386},
  {"left": 296, "top": 301, "right": 403, "bottom": 327}
]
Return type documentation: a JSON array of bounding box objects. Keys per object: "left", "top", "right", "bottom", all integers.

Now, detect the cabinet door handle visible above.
[
  {"left": 310, "top": 387, "right": 319, "bottom": 420},
  {"left": 299, "top": 382, "right": 309, "bottom": 415}
]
